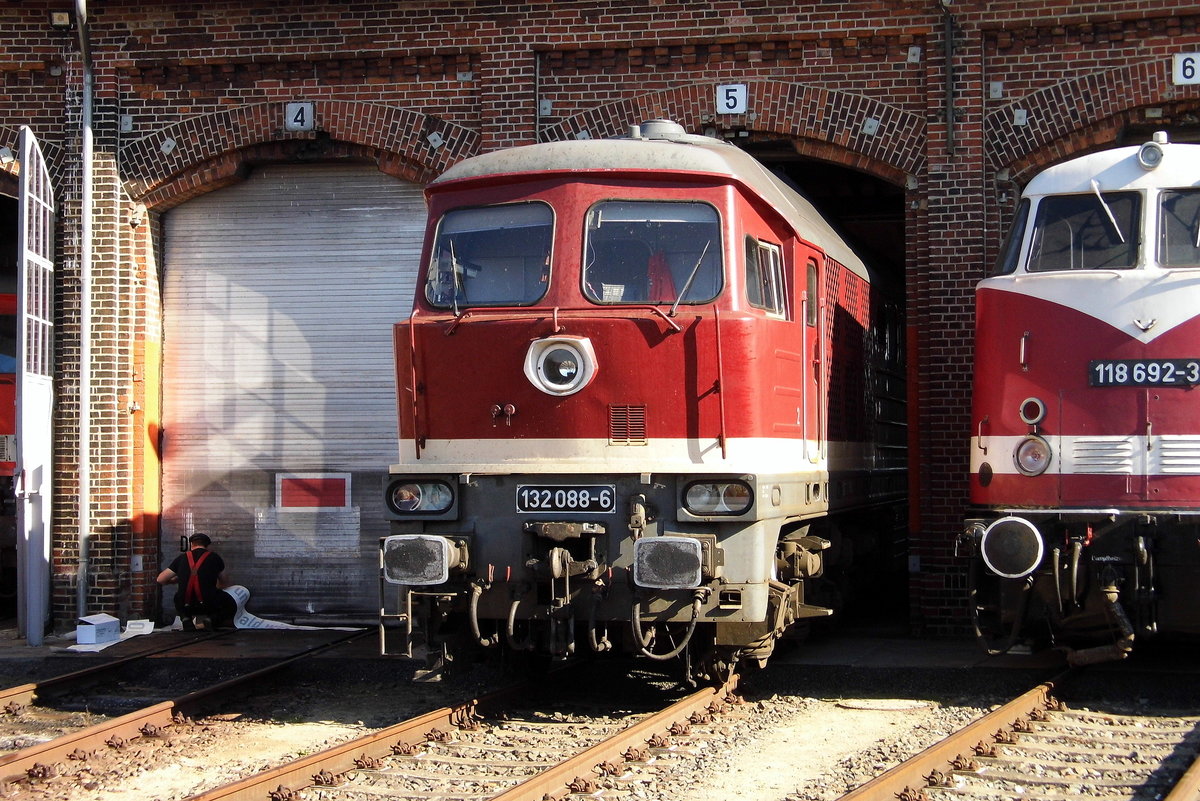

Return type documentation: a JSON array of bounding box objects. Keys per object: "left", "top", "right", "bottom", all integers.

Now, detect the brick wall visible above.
[{"left": 2, "top": 0, "right": 1199, "bottom": 636}]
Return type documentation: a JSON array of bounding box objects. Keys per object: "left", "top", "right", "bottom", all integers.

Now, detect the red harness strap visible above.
[{"left": 183, "top": 550, "right": 212, "bottom": 605}]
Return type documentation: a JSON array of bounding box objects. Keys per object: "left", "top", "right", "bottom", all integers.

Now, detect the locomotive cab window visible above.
[
  {"left": 805, "top": 260, "right": 819, "bottom": 326},
  {"left": 1159, "top": 189, "right": 1200, "bottom": 267},
  {"left": 744, "top": 236, "right": 787, "bottom": 317},
  {"left": 1026, "top": 191, "right": 1140, "bottom": 272},
  {"left": 425, "top": 202, "right": 553, "bottom": 309},
  {"left": 583, "top": 201, "right": 721, "bottom": 305},
  {"left": 993, "top": 198, "right": 1031, "bottom": 276}
]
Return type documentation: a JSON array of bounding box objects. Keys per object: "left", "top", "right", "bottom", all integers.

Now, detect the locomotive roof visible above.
[
  {"left": 431, "top": 121, "right": 869, "bottom": 280},
  {"left": 1023, "top": 133, "right": 1200, "bottom": 196}
]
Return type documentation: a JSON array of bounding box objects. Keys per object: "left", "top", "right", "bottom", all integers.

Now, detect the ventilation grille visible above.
[
  {"left": 609, "top": 405, "right": 647, "bottom": 445},
  {"left": 1072, "top": 438, "right": 1133, "bottom": 474},
  {"left": 1158, "top": 437, "right": 1200, "bottom": 474}
]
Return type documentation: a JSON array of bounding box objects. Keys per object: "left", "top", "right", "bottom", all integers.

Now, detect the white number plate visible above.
[
  {"left": 516, "top": 485, "right": 616, "bottom": 514},
  {"left": 1174, "top": 53, "right": 1200, "bottom": 85},
  {"left": 1090, "top": 359, "right": 1200, "bottom": 387}
]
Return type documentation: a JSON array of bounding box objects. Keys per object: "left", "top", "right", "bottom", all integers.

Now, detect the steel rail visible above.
[
  {"left": 187, "top": 673, "right": 735, "bottom": 801},
  {"left": 490, "top": 676, "right": 737, "bottom": 801},
  {"left": 182, "top": 678, "right": 541, "bottom": 801},
  {"left": 837, "top": 671, "right": 1069, "bottom": 801},
  {"left": 0, "top": 628, "right": 368, "bottom": 784},
  {"left": 1163, "top": 748, "right": 1200, "bottom": 801},
  {"left": 0, "top": 631, "right": 227, "bottom": 708}
]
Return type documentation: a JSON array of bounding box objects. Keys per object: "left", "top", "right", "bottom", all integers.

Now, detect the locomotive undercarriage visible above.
[
  {"left": 964, "top": 512, "right": 1200, "bottom": 665},
  {"left": 379, "top": 475, "right": 840, "bottom": 684}
]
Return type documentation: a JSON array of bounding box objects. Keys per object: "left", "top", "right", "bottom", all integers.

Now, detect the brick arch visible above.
[
  {"left": 540, "top": 80, "right": 926, "bottom": 185},
  {"left": 986, "top": 56, "right": 1200, "bottom": 176},
  {"left": 1000, "top": 99, "right": 1200, "bottom": 184},
  {"left": 0, "top": 125, "right": 66, "bottom": 189},
  {"left": 120, "top": 100, "right": 480, "bottom": 210}
]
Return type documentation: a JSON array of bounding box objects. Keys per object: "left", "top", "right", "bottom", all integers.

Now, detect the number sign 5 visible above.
[{"left": 717, "top": 84, "right": 748, "bottom": 115}]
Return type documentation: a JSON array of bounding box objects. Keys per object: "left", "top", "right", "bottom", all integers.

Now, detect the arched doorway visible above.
[
  {"left": 744, "top": 138, "right": 911, "bottom": 630},
  {"left": 160, "top": 162, "right": 426, "bottom": 621}
]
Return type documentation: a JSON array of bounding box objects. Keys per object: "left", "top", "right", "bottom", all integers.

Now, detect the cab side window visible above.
[
  {"left": 745, "top": 236, "right": 786, "bottom": 316},
  {"left": 805, "top": 260, "right": 818, "bottom": 327}
]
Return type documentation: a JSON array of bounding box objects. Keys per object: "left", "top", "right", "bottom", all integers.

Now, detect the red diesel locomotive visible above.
[
  {"left": 966, "top": 132, "right": 1200, "bottom": 664},
  {"left": 380, "top": 120, "right": 905, "bottom": 680}
]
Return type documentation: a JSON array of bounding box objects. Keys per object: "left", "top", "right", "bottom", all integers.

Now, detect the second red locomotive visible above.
[
  {"left": 966, "top": 132, "right": 1200, "bottom": 664},
  {"left": 380, "top": 120, "right": 905, "bottom": 680}
]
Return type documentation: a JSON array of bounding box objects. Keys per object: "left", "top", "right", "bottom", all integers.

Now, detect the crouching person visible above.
[{"left": 157, "top": 533, "right": 237, "bottom": 630}]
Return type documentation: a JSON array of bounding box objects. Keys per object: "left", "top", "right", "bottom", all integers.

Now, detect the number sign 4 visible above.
[{"left": 285, "top": 101, "right": 316, "bottom": 131}]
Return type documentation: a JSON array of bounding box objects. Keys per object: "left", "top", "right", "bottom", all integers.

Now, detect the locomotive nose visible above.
[{"left": 980, "top": 516, "right": 1044, "bottom": 579}]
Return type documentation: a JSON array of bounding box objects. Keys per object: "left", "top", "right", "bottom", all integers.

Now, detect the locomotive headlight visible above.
[
  {"left": 1013, "top": 435, "right": 1052, "bottom": 476},
  {"left": 524, "top": 336, "right": 597, "bottom": 396},
  {"left": 385, "top": 479, "right": 454, "bottom": 515},
  {"left": 382, "top": 535, "right": 453, "bottom": 585},
  {"left": 542, "top": 347, "right": 579, "bottom": 386},
  {"left": 1137, "top": 139, "right": 1164, "bottom": 170},
  {"left": 633, "top": 536, "right": 704, "bottom": 589},
  {"left": 684, "top": 481, "right": 753, "bottom": 515}
]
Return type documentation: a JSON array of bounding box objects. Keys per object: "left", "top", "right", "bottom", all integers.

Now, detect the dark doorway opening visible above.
[{"left": 743, "top": 138, "right": 911, "bottom": 635}]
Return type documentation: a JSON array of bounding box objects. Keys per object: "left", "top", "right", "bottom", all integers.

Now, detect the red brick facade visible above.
[{"left": 2, "top": 0, "right": 1199, "bottom": 636}]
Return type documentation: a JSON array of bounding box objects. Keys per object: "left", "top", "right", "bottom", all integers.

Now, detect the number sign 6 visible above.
[{"left": 1173, "top": 54, "right": 1200, "bottom": 85}]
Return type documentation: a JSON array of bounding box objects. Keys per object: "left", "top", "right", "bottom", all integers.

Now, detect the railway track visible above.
[
  {"left": 838, "top": 670, "right": 1200, "bottom": 801},
  {"left": 184, "top": 671, "right": 741, "bottom": 801},
  {"left": 0, "top": 628, "right": 372, "bottom": 796}
]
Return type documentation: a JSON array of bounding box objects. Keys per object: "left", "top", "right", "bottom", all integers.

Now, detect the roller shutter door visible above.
[{"left": 161, "top": 163, "right": 424, "bottom": 618}]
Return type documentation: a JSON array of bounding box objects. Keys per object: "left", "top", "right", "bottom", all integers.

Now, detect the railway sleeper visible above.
[{"left": 940, "top": 768, "right": 1178, "bottom": 792}]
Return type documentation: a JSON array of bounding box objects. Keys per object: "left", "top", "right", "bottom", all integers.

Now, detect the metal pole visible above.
[{"left": 75, "top": 0, "right": 93, "bottom": 620}]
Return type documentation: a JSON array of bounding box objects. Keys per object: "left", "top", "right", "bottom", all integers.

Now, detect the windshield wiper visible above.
[
  {"left": 669, "top": 240, "right": 712, "bottom": 318},
  {"left": 1090, "top": 179, "right": 1126, "bottom": 244},
  {"left": 449, "top": 239, "right": 463, "bottom": 316}
]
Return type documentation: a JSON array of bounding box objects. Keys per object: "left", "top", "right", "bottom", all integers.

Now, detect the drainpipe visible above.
[
  {"left": 75, "top": 0, "right": 94, "bottom": 620},
  {"left": 938, "top": 0, "right": 955, "bottom": 158}
]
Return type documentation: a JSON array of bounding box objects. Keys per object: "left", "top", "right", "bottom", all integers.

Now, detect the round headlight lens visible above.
[
  {"left": 421, "top": 482, "right": 453, "bottom": 511},
  {"left": 1138, "top": 141, "right": 1163, "bottom": 170},
  {"left": 388, "top": 481, "right": 453, "bottom": 514},
  {"left": 1014, "top": 436, "right": 1052, "bottom": 476},
  {"left": 542, "top": 347, "right": 580, "bottom": 386},
  {"left": 392, "top": 483, "right": 422, "bottom": 512},
  {"left": 684, "top": 481, "right": 753, "bottom": 514},
  {"left": 524, "top": 336, "right": 597, "bottom": 396}
]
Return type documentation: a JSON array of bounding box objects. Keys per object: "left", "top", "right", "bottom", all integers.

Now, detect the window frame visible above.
[
  {"left": 423, "top": 200, "right": 555, "bottom": 309},
  {"left": 805, "top": 260, "right": 818, "bottom": 327},
  {"left": 581, "top": 199, "right": 723, "bottom": 306},
  {"left": 744, "top": 235, "right": 787, "bottom": 318},
  {"left": 1025, "top": 191, "right": 1141, "bottom": 273},
  {"left": 1158, "top": 188, "right": 1200, "bottom": 268}
]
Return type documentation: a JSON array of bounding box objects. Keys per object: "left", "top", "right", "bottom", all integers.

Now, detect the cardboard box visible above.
[{"left": 76, "top": 613, "right": 120, "bottom": 644}]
